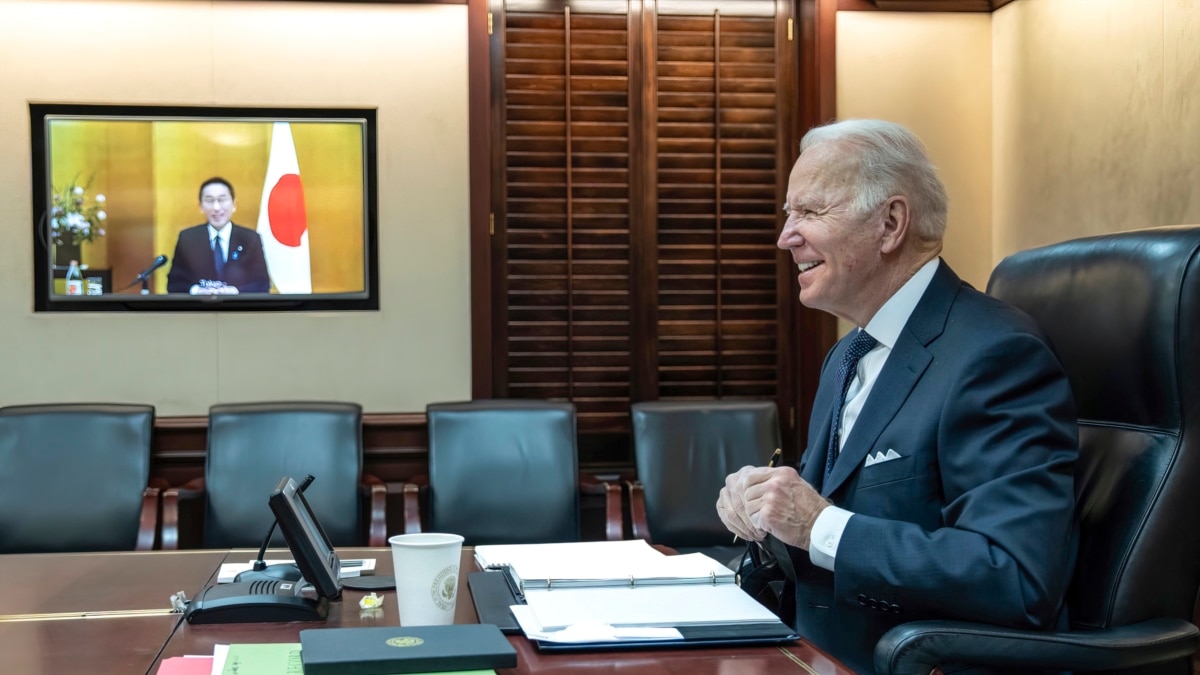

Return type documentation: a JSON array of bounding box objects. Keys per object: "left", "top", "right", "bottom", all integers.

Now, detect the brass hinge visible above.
[
  {"left": 489, "top": 212, "right": 495, "bottom": 236},
  {"left": 787, "top": 18, "right": 794, "bottom": 42},
  {"left": 488, "top": 12, "right": 494, "bottom": 36},
  {"left": 790, "top": 405, "right": 796, "bottom": 428}
]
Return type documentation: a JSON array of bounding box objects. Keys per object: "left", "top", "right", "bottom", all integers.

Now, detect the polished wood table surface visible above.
[
  {"left": 0, "top": 548, "right": 852, "bottom": 675},
  {"left": 0, "top": 550, "right": 227, "bottom": 675},
  {"left": 0, "top": 550, "right": 226, "bottom": 617},
  {"left": 2, "top": 614, "right": 180, "bottom": 675},
  {"left": 154, "top": 547, "right": 854, "bottom": 675}
]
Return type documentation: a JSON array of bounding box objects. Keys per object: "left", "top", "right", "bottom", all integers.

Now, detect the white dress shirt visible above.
[
  {"left": 208, "top": 223, "right": 232, "bottom": 263},
  {"left": 808, "top": 258, "right": 940, "bottom": 571}
]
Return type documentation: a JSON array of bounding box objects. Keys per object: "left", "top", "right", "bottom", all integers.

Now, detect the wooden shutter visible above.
[
  {"left": 655, "top": 4, "right": 782, "bottom": 400},
  {"left": 499, "top": 4, "right": 635, "bottom": 449},
  {"left": 494, "top": 0, "right": 792, "bottom": 466}
]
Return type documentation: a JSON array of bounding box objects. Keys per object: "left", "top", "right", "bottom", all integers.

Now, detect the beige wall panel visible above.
[
  {"left": 836, "top": 11, "right": 992, "bottom": 339},
  {"left": 0, "top": 1, "right": 470, "bottom": 414},
  {"left": 207, "top": 2, "right": 471, "bottom": 410},
  {"left": 1160, "top": 0, "right": 1200, "bottom": 225},
  {"left": 0, "top": 1, "right": 222, "bottom": 410},
  {"left": 992, "top": 0, "right": 1174, "bottom": 261}
]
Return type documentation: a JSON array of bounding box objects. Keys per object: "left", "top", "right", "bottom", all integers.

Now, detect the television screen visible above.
[{"left": 30, "top": 103, "right": 378, "bottom": 311}]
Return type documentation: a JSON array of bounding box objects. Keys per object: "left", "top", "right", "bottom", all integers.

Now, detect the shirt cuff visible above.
[{"left": 808, "top": 505, "right": 854, "bottom": 571}]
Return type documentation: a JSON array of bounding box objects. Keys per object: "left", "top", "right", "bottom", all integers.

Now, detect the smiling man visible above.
[
  {"left": 716, "top": 120, "right": 1080, "bottom": 672},
  {"left": 166, "top": 177, "right": 270, "bottom": 294}
]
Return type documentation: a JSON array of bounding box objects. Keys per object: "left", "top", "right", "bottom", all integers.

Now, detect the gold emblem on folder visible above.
[{"left": 386, "top": 636, "right": 425, "bottom": 648}]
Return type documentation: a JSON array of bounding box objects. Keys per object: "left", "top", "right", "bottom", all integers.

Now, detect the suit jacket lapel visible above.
[
  {"left": 801, "top": 346, "right": 841, "bottom": 487},
  {"left": 226, "top": 224, "right": 243, "bottom": 266},
  {"left": 821, "top": 261, "right": 962, "bottom": 497}
]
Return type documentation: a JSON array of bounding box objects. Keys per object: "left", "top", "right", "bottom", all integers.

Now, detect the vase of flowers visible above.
[{"left": 49, "top": 180, "right": 107, "bottom": 267}]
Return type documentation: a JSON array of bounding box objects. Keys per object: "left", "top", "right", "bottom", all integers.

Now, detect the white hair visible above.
[{"left": 800, "top": 119, "right": 948, "bottom": 242}]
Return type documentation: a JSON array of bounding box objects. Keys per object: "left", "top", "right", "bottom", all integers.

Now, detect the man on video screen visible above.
[{"left": 166, "top": 177, "right": 270, "bottom": 294}]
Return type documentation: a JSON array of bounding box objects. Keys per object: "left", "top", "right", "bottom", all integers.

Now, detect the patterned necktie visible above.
[
  {"left": 825, "top": 329, "right": 878, "bottom": 482},
  {"left": 212, "top": 236, "right": 225, "bottom": 278}
]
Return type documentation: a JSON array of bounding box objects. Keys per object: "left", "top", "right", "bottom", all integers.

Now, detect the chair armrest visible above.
[
  {"left": 874, "top": 618, "right": 1200, "bottom": 674},
  {"left": 402, "top": 476, "right": 427, "bottom": 534},
  {"left": 627, "top": 480, "right": 651, "bottom": 543},
  {"left": 136, "top": 480, "right": 166, "bottom": 551},
  {"left": 581, "top": 475, "right": 623, "bottom": 541},
  {"left": 360, "top": 473, "right": 388, "bottom": 547},
  {"left": 160, "top": 477, "right": 205, "bottom": 551}
]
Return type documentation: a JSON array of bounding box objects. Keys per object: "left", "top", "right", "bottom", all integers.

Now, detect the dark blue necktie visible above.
[
  {"left": 212, "top": 236, "right": 225, "bottom": 278},
  {"left": 825, "top": 329, "right": 878, "bottom": 482}
]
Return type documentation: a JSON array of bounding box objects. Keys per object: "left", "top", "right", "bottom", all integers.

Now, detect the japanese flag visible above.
[{"left": 256, "top": 122, "right": 312, "bottom": 293}]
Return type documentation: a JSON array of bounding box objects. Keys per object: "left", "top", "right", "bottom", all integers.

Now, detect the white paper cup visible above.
[{"left": 389, "top": 532, "right": 465, "bottom": 626}]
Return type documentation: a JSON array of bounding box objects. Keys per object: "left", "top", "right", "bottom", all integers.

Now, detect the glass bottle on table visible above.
[{"left": 65, "top": 259, "right": 83, "bottom": 296}]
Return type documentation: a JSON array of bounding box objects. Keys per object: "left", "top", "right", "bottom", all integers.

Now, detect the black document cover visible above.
[
  {"left": 299, "top": 624, "right": 517, "bottom": 675},
  {"left": 468, "top": 571, "right": 522, "bottom": 634},
  {"left": 532, "top": 620, "right": 799, "bottom": 652}
]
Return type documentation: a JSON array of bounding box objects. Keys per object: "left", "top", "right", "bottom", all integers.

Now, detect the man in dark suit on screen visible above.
[
  {"left": 716, "top": 120, "right": 1079, "bottom": 672},
  {"left": 166, "top": 177, "right": 270, "bottom": 294}
]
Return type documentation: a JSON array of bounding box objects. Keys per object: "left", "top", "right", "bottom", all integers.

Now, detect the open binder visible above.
[
  {"left": 474, "top": 539, "right": 735, "bottom": 593},
  {"left": 472, "top": 540, "right": 798, "bottom": 651}
]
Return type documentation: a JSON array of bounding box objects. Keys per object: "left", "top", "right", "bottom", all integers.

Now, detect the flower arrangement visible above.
[{"left": 49, "top": 180, "right": 107, "bottom": 246}]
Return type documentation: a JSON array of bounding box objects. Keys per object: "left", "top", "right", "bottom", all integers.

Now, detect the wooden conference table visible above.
[{"left": 0, "top": 548, "right": 853, "bottom": 675}]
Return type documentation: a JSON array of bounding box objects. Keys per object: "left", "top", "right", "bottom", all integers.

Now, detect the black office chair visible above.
[
  {"left": 628, "top": 400, "right": 782, "bottom": 564},
  {"left": 0, "top": 403, "right": 162, "bottom": 552},
  {"left": 875, "top": 225, "right": 1200, "bottom": 673},
  {"left": 403, "top": 400, "right": 621, "bottom": 544},
  {"left": 161, "top": 401, "right": 386, "bottom": 549}
]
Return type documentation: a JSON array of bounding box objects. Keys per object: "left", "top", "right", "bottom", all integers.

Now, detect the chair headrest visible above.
[{"left": 987, "top": 225, "right": 1200, "bottom": 431}]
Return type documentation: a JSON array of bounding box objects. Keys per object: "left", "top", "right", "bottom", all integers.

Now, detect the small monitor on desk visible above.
[
  {"left": 268, "top": 475, "right": 342, "bottom": 600},
  {"left": 184, "top": 475, "right": 341, "bottom": 624}
]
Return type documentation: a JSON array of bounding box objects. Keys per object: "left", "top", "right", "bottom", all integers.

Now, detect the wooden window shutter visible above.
[
  {"left": 655, "top": 3, "right": 783, "bottom": 401},
  {"left": 493, "top": 0, "right": 793, "bottom": 466}
]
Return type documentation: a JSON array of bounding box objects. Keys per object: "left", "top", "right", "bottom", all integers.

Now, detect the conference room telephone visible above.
[
  {"left": 184, "top": 578, "right": 327, "bottom": 624},
  {"left": 184, "top": 476, "right": 342, "bottom": 625}
]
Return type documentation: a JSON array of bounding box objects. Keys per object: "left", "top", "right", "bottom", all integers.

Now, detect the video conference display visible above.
[{"left": 30, "top": 104, "right": 378, "bottom": 312}]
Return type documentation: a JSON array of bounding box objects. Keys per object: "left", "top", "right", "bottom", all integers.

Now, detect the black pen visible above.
[{"left": 733, "top": 448, "right": 783, "bottom": 544}]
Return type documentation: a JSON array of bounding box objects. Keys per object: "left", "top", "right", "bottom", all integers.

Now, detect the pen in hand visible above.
[{"left": 733, "top": 447, "right": 783, "bottom": 544}]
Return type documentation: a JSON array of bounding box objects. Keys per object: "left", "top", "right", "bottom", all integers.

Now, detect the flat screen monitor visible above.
[
  {"left": 269, "top": 475, "right": 342, "bottom": 600},
  {"left": 29, "top": 103, "right": 378, "bottom": 312}
]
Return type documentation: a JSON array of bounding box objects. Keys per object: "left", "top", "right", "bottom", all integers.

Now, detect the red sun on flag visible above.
[{"left": 268, "top": 173, "right": 308, "bottom": 247}]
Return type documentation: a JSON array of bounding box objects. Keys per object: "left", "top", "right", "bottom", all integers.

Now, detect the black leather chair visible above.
[
  {"left": 875, "top": 225, "right": 1200, "bottom": 673},
  {"left": 403, "top": 400, "right": 621, "bottom": 544},
  {"left": 161, "top": 401, "right": 386, "bottom": 549},
  {"left": 628, "top": 400, "right": 781, "bottom": 564},
  {"left": 0, "top": 403, "right": 161, "bottom": 552}
]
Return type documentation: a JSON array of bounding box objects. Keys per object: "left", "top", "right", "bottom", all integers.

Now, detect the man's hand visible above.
[
  {"left": 718, "top": 465, "right": 831, "bottom": 550},
  {"left": 717, "top": 466, "right": 769, "bottom": 541}
]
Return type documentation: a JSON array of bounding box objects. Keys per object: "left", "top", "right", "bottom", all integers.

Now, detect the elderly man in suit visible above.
[
  {"left": 716, "top": 119, "right": 1079, "bottom": 672},
  {"left": 166, "top": 177, "right": 270, "bottom": 294}
]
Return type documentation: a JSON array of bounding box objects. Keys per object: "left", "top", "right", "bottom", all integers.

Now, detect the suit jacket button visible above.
[
  {"left": 868, "top": 598, "right": 879, "bottom": 610},
  {"left": 890, "top": 602, "right": 901, "bottom": 613},
  {"left": 857, "top": 594, "right": 868, "bottom": 607}
]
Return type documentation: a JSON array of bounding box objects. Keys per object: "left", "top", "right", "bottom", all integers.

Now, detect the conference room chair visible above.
[
  {"left": 0, "top": 403, "right": 162, "bottom": 552},
  {"left": 160, "top": 401, "right": 386, "bottom": 549},
  {"left": 402, "top": 399, "right": 622, "bottom": 544},
  {"left": 874, "top": 225, "right": 1200, "bottom": 673},
  {"left": 628, "top": 400, "right": 782, "bottom": 565}
]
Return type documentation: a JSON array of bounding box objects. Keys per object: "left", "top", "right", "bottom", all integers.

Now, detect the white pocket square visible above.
[{"left": 864, "top": 448, "right": 902, "bottom": 467}]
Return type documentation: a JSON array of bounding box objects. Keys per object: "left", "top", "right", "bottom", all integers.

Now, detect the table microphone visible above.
[{"left": 233, "top": 474, "right": 316, "bottom": 583}]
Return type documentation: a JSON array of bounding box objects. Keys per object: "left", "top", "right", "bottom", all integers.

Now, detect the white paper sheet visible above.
[
  {"left": 217, "top": 558, "right": 375, "bottom": 583},
  {"left": 521, "top": 583, "right": 781, "bottom": 630}
]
